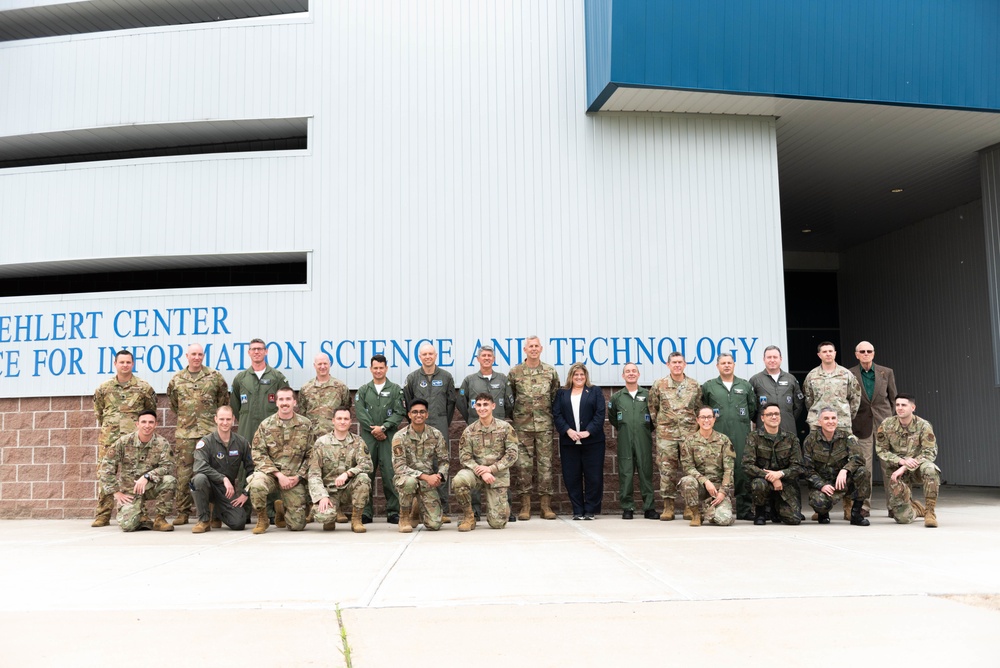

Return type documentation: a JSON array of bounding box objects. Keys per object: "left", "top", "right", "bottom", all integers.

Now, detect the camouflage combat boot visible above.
[
  {"left": 924, "top": 496, "right": 938, "bottom": 528},
  {"left": 152, "top": 515, "right": 174, "bottom": 532},
  {"left": 351, "top": 505, "right": 367, "bottom": 534},
  {"left": 849, "top": 499, "right": 869, "bottom": 526},
  {"left": 540, "top": 495, "right": 556, "bottom": 520},
  {"left": 172, "top": 513, "right": 189, "bottom": 526},
  {"left": 457, "top": 501, "right": 476, "bottom": 532},
  {"left": 688, "top": 506, "right": 701, "bottom": 527},
  {"left": 843, "top": 498, "right": 852, "bottom": 521},
  {"left": 398, "top": 495, "right": 414, "bottom": 533},
  {"left": 252, "top": 512, "right": 269, "bottom": 534},
  {"left": 274, "top": 500, "right": 286, "bottom": 528},
  {"left": 191, "top": 520, "right": 211, "bottom": 533},
  {"left": 518, "top": 495, "right": 531, "bottom": 521},
  {"left": 910, "top": 499, "right": 926, "bottom": 518}
]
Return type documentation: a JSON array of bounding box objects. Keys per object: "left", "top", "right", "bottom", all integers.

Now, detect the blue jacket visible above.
[{"left": 553, "top": 386, "right": 607, "bottom": 447}]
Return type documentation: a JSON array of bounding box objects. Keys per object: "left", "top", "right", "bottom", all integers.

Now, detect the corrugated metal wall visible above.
[
  {"left": 0, "top": 1, "right": 787, "bottom": 396},
  {"left": 982, "top": 146, "right": 1000, "bottom": 386},
  {"left": 839, "top": 200, "right": 999, "bottom": 486}
]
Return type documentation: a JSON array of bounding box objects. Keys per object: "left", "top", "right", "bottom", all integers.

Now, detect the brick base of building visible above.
[{"left": 0, "top": 392, "right": 663, "bottom": 519}]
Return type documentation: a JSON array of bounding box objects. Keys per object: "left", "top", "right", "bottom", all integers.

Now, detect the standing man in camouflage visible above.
[
  {"left": 230, "top": 338, "right": 290, "bottom": 443},
  {"left": 459, "top": 343, "right": 516, "bottom": 522},
  {"left": 801, "top": 408, "right": 870, "bottom": 526},
  {"left": 190, "top": 406, "right": 252, "bottom": 533},
  {"left": 246, "top": 387, "right": 313, "bottom": 534},
  {"left": 803, "top": 341, "right": 861, "bottom": 432},
  {"left": 744, "top": 402, "right": 803, "bottom": 525},
  {"left": 356, "top": 354, "right": 406, "bottom": 525},
  {"left": 849, "top": 340, "right": 897, "bottom": 517},
  {"left": 453, "top": 393, "right": 519, "bottom": 531},
  {"left": 749, "top": 345, "right": 804, "bottom": 435},
  {"left": 508, "top": 336, "right": 560, "bottom": 521},
  {"left": 678, "top": 407, "right": 735, "bottom": 527},
  {"left": 166, "top": 343, "right": 229, "bottom": 526},
  {"left": 97, "top": 410, "right": 176, "bottom": 532},
  {"left": 701, "top": 352, "right": 756, "bottom": 520},
  {"left": 308, "top": 407, "right": 372, "bottom": 534},
  {"left": 648, "top": 351, "right": 703, "bottom": 520},
  {"left": 298, "top": 352, "right": 351, "bottom": 438},
  {"left": 876, "top": 394, "right": 941, "bottom": 528},
  {"left": 392, "top": 399, "right": 450, "bottom": 533},
  {"left": 608, "top": 363, "right": 655, "bottom": 520},
  {"left": 403, "top": 342, "right": 456, "bottom": 522},
  {"left": 92, "top": 349, "right": 157, "bottom": 527}
]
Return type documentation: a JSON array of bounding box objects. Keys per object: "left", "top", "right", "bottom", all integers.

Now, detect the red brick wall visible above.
[{"left": 0, "top": 392, "right": 653, "bottom": 519}]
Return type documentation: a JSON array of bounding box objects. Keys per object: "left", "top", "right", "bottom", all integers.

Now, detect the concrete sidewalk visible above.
[{"left": 2, "top": 487, "right": 998, "bottom": 667}]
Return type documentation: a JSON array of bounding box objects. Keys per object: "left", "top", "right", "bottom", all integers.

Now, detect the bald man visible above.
[
  {"left": 298, "top": 352, "right": 352, "bottom": 438},
  {"left": 166, "top": 343, "right": 230, "bottom": 525}
]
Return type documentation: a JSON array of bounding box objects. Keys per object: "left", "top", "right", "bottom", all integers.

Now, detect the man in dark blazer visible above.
[{"left": 849, "top": 340, "right": 897, "bottom": 517}]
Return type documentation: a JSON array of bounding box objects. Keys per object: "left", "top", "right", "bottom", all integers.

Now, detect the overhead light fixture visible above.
[
  {"left": 891, "top": 188, "right": 904, "bottom": 193},
  {"left": 801, "top": 229, "right": 812, "bottom": 234}
]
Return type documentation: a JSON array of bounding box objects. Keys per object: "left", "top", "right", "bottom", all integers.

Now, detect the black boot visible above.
[
  {"left": 817, "top": 512, "right": 830, "bottom": 524},
  {"left": 850, "top": 498, "right": 870, "bottom": 526},
  {"left": 754, "top": 506, "right": 766, "bottom": 526}
]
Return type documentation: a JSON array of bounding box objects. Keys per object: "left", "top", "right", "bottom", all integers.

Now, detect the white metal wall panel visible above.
[
  {"left": 839, "top": 200, "right": 999, "bottom": 487},
  {"left": 0, "top": 1, "right": 786, "bottom": 397}
]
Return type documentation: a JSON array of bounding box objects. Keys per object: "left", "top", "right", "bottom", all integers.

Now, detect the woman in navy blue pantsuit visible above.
[{"left": 552, "top": 363, "right": 607, "bottom": 519}]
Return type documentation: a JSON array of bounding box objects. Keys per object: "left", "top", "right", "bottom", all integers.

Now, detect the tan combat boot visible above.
[
  {"left": 441, "top": 513, "right": 452, "bottom": 524},
  {"left": 351, "top": 506, "right": 367, "bottom": 533},
  {"left": 843, "top": 498, "right": 853, "bottom": 521},
  {"left": 210, "top": 519, "right": 223, "bottom": 529},
  {"left": 688, "top": 506, "right": 702, "bottom": 527},
  {"left": 336, "top": 509, "right": 349, "bottom": 523},
  {"left": 399, "top": 495, "right": 414, "bottom": 533},
  {"left": 924, "top": 497, "right": 938, "bottom": 528},
  {"left": 274, "top": 500, "right": 286, "bottom": 528},
  {"left": 540, "top": 494, "right": 556, "bottom": 520},
  {"left": 323, "top": 521, "right": 337, "bottom": 531},
  {"left": 91, "top": 516, "right": 110, "bottom": 528},
  {"left": 518, "top": 494, "right": 532, "bottom": 521},
  {"left": 910, "top": 499, "right": 926, "bottom": 518},
  {"left": 192, "top": 520, "right": 211, "bottom": 533},
  {"left": 409, "top": 497, "right": 421, "bottom": 526},
  {"left": 457, "top": 501, "right": 476, "bottom": 532},
  {"left": 683, "top": 507, "right": 692, "bottom": 520},
  {"left": 252, "top": 512, "right": 269, "bottom": 534},
  {"left": 172, "top": 513, "right": 189, "bottom": 526},
  {"left": 660, "top": 503, "right": 674, "bottom": 521},
  {"left": 152, "top": 515, "right": 174, "bottom": 532}
]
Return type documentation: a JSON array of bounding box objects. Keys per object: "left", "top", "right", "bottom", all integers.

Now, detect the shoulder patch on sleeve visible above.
[{"left": 195, "top": 440, "right": 205, "bottom": 449}]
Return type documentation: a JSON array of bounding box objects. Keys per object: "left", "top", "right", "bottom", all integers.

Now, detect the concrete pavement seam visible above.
[{"left": 352, "top": 528, "right": 419, "bottom": 608}]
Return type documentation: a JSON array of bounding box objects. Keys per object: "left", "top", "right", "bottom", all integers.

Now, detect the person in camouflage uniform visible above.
[
  {"left": 508, "top": 336, "right": 560, "bottom": 521},
  {"left": 608, "top": 363, "right": 655, "bottom": 520},
  {"left": 648, "top": 351, "right": 703, "bottom": 520},
  {"left": 392, "top": 399, "right": 450, "bottom": 533},
  {"left": 701, "top": 352, "right": 757, "bottom": 519},
  {"left": 876, "top": 394, "right": 941, "bottom": 527},
  {"left": 403, "top": 342, "right": 456, "bottom": 522},
  {"left": 453, "top": 393, "right": 519, "bottom": 531},
  {"left": 246, "top": 387, "right": 313, "bottom": 534},
  {"left": 92, "top": 349, "right": 157, "bottom": 527},
  {"left": 801, "top": 408, "right": 870, "bottom": 526},
  {"left": 165, "top": 343, "right": 229, "bottom": 526},
  {"left": 678, "top": 407, "right": 735, "bottom": 527},
  {"left": 356, "top": 354, "right": 406, "bottom": 524},
  {"left": 298, "top": 352, "right": 352, "bottom": 438},
  {"left": 803, "top": 341, "right": 861, "bottom": 431},
  {"left": 308, "top": 407, "right": 373, "bottom": 533},
  {"left": 744, "top": 402, "right": 803, "bottom": 525},
  {"left": 97, "top": 410, "right": 176, "bottom": 532},
  {"left": 190, "top": 406, "right": 252, "bottom": 533}
]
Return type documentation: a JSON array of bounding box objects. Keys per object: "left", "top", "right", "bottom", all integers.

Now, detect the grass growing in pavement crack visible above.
[{"left": 336, "top": 604, "right": 352, "bottom": 667}]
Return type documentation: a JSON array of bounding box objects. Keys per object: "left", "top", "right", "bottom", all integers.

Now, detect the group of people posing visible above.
[{"left": 91, "top": 335, "right": 941, "bottom": 534}]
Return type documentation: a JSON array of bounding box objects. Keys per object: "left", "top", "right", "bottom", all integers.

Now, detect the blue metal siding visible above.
[
  {"left": 587, "top": 0, "right": 1000, "bottom": 112},
  {"left": 584, "top": 0, "right": 614, "bottom": 109}
]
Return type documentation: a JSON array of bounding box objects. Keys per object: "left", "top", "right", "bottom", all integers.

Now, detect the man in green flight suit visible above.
[
  {"left": 701, "top": 352, "right": 757, "bottom": 520},
  {"left": 356, "top": 354, "right": 406, "bottom": 524},
  {"left": 608, "top": 363, "right": 656, "bottom": 520}
]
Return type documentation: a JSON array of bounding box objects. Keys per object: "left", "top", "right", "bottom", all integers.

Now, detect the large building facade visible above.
[{"left": 1, "top": 1, "right": 998, "bottom": 517}]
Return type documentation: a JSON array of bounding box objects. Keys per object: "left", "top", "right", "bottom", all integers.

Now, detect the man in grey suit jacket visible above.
[{"left": 849, "top": 340, "right": 897, "bottom": 517}]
